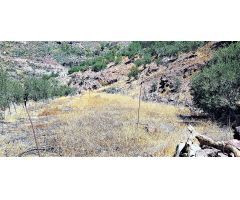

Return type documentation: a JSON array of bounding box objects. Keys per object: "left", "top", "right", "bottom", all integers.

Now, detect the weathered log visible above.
[{"left": 188, "top": 125, "right": 240, "bottom": 157}]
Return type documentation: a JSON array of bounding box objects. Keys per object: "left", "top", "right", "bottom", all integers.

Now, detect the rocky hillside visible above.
[
  {"left": 68, "top": 41, "right": 231, "bottom": 107},
  {"left": 0, "top": 41, "right": 128, "bottom": 79},
  {"left": 0, "top": 41, "right": 232, "bottom": 106}
]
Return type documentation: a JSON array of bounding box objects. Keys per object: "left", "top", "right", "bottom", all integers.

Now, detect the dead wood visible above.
[{"left": 175, "top": 125, "right": 240, "bottom": 157}]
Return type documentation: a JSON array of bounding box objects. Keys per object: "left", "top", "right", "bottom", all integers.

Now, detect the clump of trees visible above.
[
  {"left": 0, "top": 67, "right": 75, "bottom": 114},
  {"left": 191, "top": 42, "right": 240, "bottom": 120}
]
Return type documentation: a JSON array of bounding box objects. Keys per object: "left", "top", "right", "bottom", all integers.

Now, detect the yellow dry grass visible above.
[
  {"left": 35, "top": 92, "right": 229, "bottom": 156},
  {"left": 1, "top": 91, "right": 231, "bottom": 157}
]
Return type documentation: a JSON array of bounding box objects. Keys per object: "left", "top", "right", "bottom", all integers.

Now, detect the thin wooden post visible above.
[
  {"left": 137, "top": 82, "right": 143, "bottom": 128},
  {"left": 24, "top": 103, "right": 41, "bottom": 157},
  {"left": 1, "top": 111, "right": 4, "bottom": 135}
]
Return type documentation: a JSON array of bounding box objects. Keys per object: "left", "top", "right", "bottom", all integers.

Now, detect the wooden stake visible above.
[
  {"left": 137, "top": 82, "right": 143, "bottom": 128},
  {"left": 1, "top": 111, "right": 4, "bottom": 135},
  {"left": 24, "top": 103, "right": 41, "bottom": 157}
]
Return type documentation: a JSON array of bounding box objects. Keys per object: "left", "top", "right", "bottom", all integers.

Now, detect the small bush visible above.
[
  {"left": 92, "top": 58, "right": 107, "bottom": 72},
  {"left": 103, "top": 87, "right": 121, "bottom": 94},
  {"left": 173, "top": 77, "right": 181, "bottom": 92},
  {"left": 128, "top": 66, "right": 140, "bottom": 80},
  {"left": 134, "top": 59, "right": 144, "bottom": 67},
  {"left": 114, "top": 56, "right": 122, "bottom": 65},
  {"left": 68, "top": 65, "right": 89, "bottom": 74}
]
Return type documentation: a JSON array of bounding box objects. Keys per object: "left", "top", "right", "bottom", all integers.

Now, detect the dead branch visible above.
[
  {"left": 188, "top": 125, "right": 240, "bottom": 157},
  {"left": 18, "top": 146, "right": 55, "bottom": 157},
  {"left": 137, "top": 82, "right": 143, "bottom": 128}
]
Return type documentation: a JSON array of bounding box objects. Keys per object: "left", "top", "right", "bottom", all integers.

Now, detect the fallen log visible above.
[{"left": 175, "top": 125, "right": 240, "bottom": 157}]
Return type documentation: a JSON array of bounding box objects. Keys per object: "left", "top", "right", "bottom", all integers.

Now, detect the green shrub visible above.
[
  {"left": 0, "top": 67, "right": 24, "bottom": 110},
  {"left": 128, "top": 66, "right": 140, "bottom": 80},
  {"left": 68, "top": 65, "right": 89, "bottom": 74},
  {"left": 114, "top": 56, "right": 122, "bottom": 65},
  {"left": 42, "top": 72, "right": 59, "bottom": 79},
  {"left": 142, "top": 53, "right": 152, "bottom": 65},
  {"left": 0, "top": 68, "right": 10, "bottom": 110},
  {"left": 134, "top": 59, "right": 144, "bottom": 67},
  {"left": 173, "top": 77, "right": 181, "bottom": 92},
  {"left": 92, "top": 58, "right": 107, "bottom": 72},
  {"left": 191, "top": 42, "right": 240, "bottom": 118},
  {"left": 122, "top": 42, "right": 142, "bottom": 59}
]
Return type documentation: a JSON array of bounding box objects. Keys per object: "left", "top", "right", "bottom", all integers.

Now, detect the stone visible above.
[
  {"left": 188, "top": 144, "right": 202, "bottom": 157},
  {"left": 145, "top": 124, "right": 158, "bottom": 134},
  {"left": 159, "top": 123, "right": 175, "bottom": 133},
  {"left": 195, "top": 148, "right": 220, "bottom": 157},
  {"left": 161, "top": 56, "right": 177, "bottom": 64},
  {"left": 234, "top": 126, "right": 240, "bottom": 140},
  {"left": 217, "top": 152, "right": 228, "bottom": 157},
  {"left": 147, "top": 64, "right": 159, "bottom": 73}
]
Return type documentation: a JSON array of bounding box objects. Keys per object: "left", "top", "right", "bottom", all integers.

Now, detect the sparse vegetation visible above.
[
  {"left": 68, "top": 46, "right": 123, "bottom": 74},
  {"left": 128, "top": 66, "right": 140, "bottom": 79},
  {"left": 122, "top": 41, "right": 205, "bottom": 67}
]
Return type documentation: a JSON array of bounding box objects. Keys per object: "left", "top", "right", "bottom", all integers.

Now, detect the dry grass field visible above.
[{"left": 0, "top": 91, "right": 232, "bottom": 157}]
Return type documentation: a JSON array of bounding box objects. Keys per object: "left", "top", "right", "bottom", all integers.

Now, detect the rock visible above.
[
  {"left": 217, "top": 152, "right": 228, "bottom": 157},
  {"left": 161, "top": 56, "right": 177, "bottom": 64},
  {"left": 195, "top": 148, "right": 220, "bottom": 157},
  {"left": 175, "top": 142, "right": 185, "bottom": 157},
  {"left": 147, "top": 64, "right": 159, "bottom": 73},
  {"left": 189, "top": 144, "right": 202, "bottom": 157},
  {"left": 159, "top": 123, "right": 175, "bottom": 133},
  {"left": 234, "top": 126, "right": 240, "bottom": 138},
  {"left": 145, "top": 124, "right": 158, "bottom": 134}
]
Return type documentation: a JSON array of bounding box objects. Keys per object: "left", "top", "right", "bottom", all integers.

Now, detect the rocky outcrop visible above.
[
  {"left": 136, "top": 43, "right": 216, "bottom": 106},
  {"left": 69, "top": 61, "right": 133, "bottom": 93}
]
